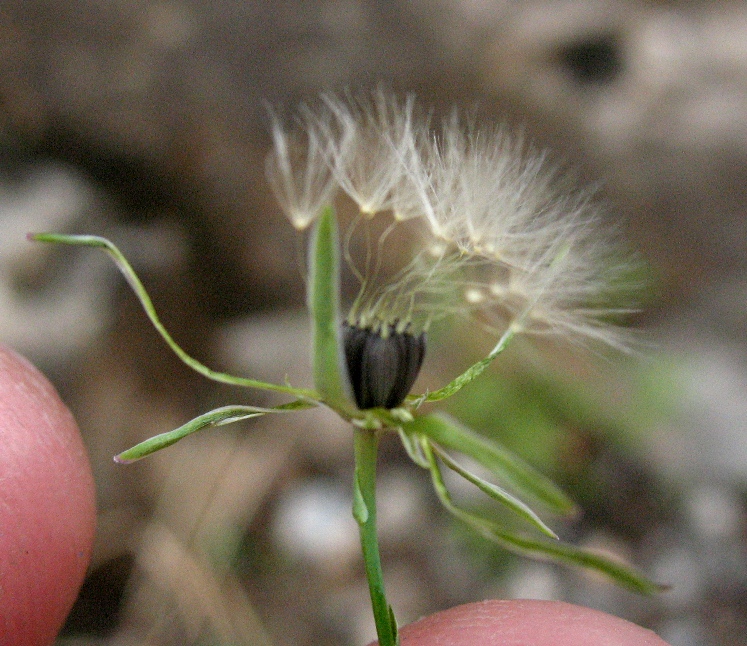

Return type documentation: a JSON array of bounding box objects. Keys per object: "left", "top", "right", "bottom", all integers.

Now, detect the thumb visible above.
[{"left": 368, "top": 599, "right": 671, "bottom": 646}]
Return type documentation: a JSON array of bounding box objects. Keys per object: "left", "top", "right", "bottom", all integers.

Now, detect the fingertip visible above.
[{"left": 369, "top": 599, "right": 671, "bottom": 646}]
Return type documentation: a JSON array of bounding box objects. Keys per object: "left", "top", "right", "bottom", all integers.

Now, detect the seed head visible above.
[
  {"left": 267, "top": 91, "right": 640, "bottom": 363},
  {"left": 342, "top": 321, "right": 426, "bottom": 409}
]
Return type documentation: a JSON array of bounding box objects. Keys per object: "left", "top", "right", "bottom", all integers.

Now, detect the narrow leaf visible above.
[
  {"left": 388, "top": 604, "right": 399, "bottom": 646},
  {"left": 403, "top": 413, "right": 575, "bottom": 515},
  {"left": 423, "top": 325, "right": 516, "bottom": 402},
  {"left": 29, "top": 233, "right": 317, "bottom": 399},
  {"left": 423, "top": 440, "right": 662, "bottom": 595},
  {"left": 114, "top": 401, "right": 312, "bottom": 463},
  {"left": 307, "top": 206, "right": 354, "bottom": 412},
  {"left": 470, "top": 523, "right": 666, "bottom": 595},
  {"left": 429, "top": 442, "right": 558, "bottom": 539},
  {"left": 397, "top": 427, "right": 429, "bottom": 468}
]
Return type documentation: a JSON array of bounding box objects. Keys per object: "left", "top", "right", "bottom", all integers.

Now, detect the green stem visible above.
[{"left": 353, "top": 427, "right": 398, "bottom": 646}]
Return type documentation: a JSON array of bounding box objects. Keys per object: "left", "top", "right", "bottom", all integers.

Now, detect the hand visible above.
[
  {"left": 0, "top": 344, "right": 96, "bottom": 646},
  {"left": 369, "top": 599, "right": 671, "bottom": 645}
]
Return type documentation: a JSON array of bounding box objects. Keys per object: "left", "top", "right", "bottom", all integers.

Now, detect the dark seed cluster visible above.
[{"left": 342, "top": 322, "right": 426, "bottom": 410}]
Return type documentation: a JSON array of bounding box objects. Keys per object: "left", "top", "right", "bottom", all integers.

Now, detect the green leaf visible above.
[
  {"left": 471, "top": 524, "right": 666, "bottom": 595},
  {"left": 423, "top": 325, "right": 516, "bottom": 402},
  {"left": 402, "top": 413, "right": 575, "bottom": 516},
  {"left": 428, "top": 441, "right": 558, "bottom": 539},
  {"left": 29, "top": 233, "right": 317, "bottom": 399},
  {"left": 307, "top": 206, "right": 354, "bottom": 412},
  {"left": 388, "top": 604, "right": 399, "bottom": 646},
  {"left": 397, "top": 427, "right": 429, "bottom": 468},
  {"left": 423, "top": 440, "right": 663, "bottom": 595},
  {"left": 114, "top": 401, "right": 313, "bottom": 462}
]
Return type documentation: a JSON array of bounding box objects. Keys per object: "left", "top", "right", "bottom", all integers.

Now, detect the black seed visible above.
[{"left": 342, "top": 322, "right": 426, "bottom": 410}]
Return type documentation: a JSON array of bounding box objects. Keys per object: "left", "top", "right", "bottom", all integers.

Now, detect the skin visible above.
[
  {"left": 368, "top": 599, "right": 672, "bottom": 646},
  {"left": 0, "top": 344, "right": 96, "bottom": 646}
]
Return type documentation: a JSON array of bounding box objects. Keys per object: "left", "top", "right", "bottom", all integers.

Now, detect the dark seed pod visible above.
[{"left": 342, "top": 322, "right": 426, "bottom": 410}]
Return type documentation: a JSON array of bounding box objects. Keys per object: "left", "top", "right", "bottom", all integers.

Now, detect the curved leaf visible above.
[
  {"left": 423, "top": 325, "right": 516, "bottom": 402},
  {"left": 29, "top": 233, "right": 316, "bottom": 399},
  {"left": 403, "top": 413, "right": 575, "bottom": 515},
  {"left": 114, "top": 401, "right": 313, "bottom": 463},
  {"left": 424, "top": 439, "right": 663, "bottom": 595},
  {"left": 428, "top": 441, "right": 558, "bottom": 539}
]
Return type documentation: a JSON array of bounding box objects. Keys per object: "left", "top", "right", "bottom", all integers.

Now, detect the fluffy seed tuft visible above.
[{"left": 267, "top": 91, "right": 641, "bottom": 352}]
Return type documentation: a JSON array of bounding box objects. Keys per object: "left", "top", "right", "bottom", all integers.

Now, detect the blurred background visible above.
[{"left": 2, "top": 1, "right": 747, "bottom": 644}]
